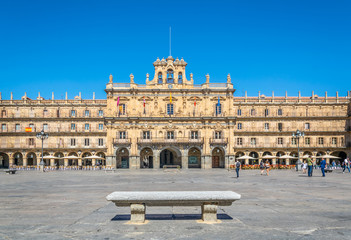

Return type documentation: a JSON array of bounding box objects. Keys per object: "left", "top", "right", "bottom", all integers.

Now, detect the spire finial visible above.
[
  {"left": 169, "top": 26, "right": 172, "bottom": 56},
  {"left": 109, "top": 74, "right": 113, "bottom": 83}
]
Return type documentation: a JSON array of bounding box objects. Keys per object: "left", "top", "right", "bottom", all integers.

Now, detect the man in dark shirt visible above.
[{"left": 320, "top": 158, "right": 326, "bottom": 177}]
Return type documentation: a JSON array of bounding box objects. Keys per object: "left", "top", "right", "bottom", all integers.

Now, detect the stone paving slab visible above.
[{"left": 0, "top": 169, "right": 351, "bottom": 239}]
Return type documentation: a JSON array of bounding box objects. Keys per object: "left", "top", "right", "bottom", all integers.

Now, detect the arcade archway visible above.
[
  {"left": 140, "top": 148, "right": 153, "bottom": 168},
  {"left": 188, "top": 147, "right": 201, "bottom": 168},
  {"left": 160, "top": 148, "right": 181, "bottom": 168},
  {"left": 116, "top": 148, "right": 129, "bottom": 169},
  {"left": 0, "top": 153, "right": 9, "bottom": 168},
  {"left": 212, "top": 147, "right": 225, "bottom": 168}
]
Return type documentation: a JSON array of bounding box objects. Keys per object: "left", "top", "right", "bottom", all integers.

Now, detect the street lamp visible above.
[
  {"left": 36, "top": 129, "right": 49, "bottom": 172},
  {"left": 292, "top": 129, "right": 304, "bottom": 171}
]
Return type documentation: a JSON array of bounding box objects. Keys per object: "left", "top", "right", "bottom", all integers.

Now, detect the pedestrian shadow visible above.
[{"left": 111, "top": 213, "right": 233, "bottom": 221}]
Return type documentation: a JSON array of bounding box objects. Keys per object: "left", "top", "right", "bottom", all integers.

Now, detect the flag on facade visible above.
[
  {"left": 216, "top": 96, "right": 221, "bottom": 116},
  {"left": 143, "top": 97, "right": 146, "bottom": 114},
  {"left": 116, "top": 96, "right": 120, "bottom": 116},
  {"left": 25, "top": 127, "right": 32, "bottom": 132},
  {"left": 170, "top": 92, "right": 172, "bottom": 104},
  {"left": 194, "top": 96, "right": 196, "bottom": 107}
]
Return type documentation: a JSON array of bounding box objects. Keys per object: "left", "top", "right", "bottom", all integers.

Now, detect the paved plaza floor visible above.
[{"left": 0, "top": 168, "right": 351, "bottom": 240}]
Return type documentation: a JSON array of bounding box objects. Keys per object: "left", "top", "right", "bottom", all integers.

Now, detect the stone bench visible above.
[
  {"left": 4, "top": 170, "right": 17, "bottom": 174},
  {"left": 106, "top": 191, "right": 241, "bottom": 223}
]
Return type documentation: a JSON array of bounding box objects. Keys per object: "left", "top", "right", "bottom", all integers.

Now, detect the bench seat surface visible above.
[{"left": 106, "top": 191, "right": 241, "bottom": 206}]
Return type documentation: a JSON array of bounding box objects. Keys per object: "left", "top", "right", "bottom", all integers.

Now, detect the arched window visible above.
[
  {"left": 178, "top": 72, "right": 183, "bottom": 84},
  {"left": 167, "top": 69, "right": 174, "bottom": 83},
  {"left": 158, "top": 72, "right": 163, "bottom": 84}
]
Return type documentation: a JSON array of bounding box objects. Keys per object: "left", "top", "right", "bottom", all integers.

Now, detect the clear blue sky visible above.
[{"left": 0, "top": 0, "right": 350, "bottom": 100}]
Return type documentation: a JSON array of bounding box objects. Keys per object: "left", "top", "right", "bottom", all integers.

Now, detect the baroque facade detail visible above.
[{"left": 0, "top": 56, "right": 350, "bottom": 169}]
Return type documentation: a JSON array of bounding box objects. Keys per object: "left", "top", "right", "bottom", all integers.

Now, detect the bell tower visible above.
[{"left": 147, "top": 56, "right": 191, "bottom": 87}]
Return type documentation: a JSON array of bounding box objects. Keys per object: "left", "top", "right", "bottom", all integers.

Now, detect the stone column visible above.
[
  {"left": 181, "top": 149, "right": 188, "bottom": 169},
  {"left": 92, "top": 159, "right": 96, "bottom": 166},
  {"left": 226, "top": 155, "right": 234, "bottom": 169},
  {"left": 201, "top": 203, "right": 218, "bottom": 222},
  {"left": 64, "top": 159, "right": 68, "bottom": 167},
  {"left": 326, "top": 158, "right": 330, "bottom": 164},
  {"left": 286, "top": 159, "right": 290, "bottom": 165},
  {"left": 9, "top": 156, "right": 15, "bottom": 167},
  {"left": 154, "top": 150, "right": 160, "bottom": 169},
  {"left": 129, "top": 156, "right": 138, "bottom": 169},
  {"left": 106, "top": 155, "right": 116, "bottom": 168},
  {"left": 50, "top": 159, "right": 55, "bottom": 167},
  {"left": 78, "top": 158, "right": 82, "bottom": 167},
  {"left": 245, "top": 159, "right": 249, "bottom": 165},
  {"left": 130, "top": 204, "right": 146, "bottom": 223},
  {"left": 23, "top": 157, "right": 27, "bottom": 167},
  {"left": 203, "top": 155, "right": 211, "bottom": 169}
]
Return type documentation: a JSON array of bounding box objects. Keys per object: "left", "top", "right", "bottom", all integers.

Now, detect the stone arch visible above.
[
  {"left": 235, "top": 152, "right": 245, "bottom": 164},
  {"left": 331, "top": 151, "right": 347, "bottom": 166},
  {"left": 40, "top": 152, "right": 50, "bottom": 166},
  {"left": 212, "top": 147, "right": 225, "bottom": 168},
  {"left": 159, "top": 147, "right": 181, "bottom": 168},
  {"left": 290, "top": 151, "right": 299, "bottom": 165},
  {"left": 116, "top": 148, "right": 129, "bottom": 169},
  {"left": 26, "top": 152, "right": 37, "bottom": 166},
  {"left": 54, "top": 152, "right": 64, "bottom": 166},
  {"left": 96, "top": 152, "right": 106, "bottom": 166},
  {"left": 275, "top": 151, "right": 286, "bottom": 165},
  {"left": 249, "top": 151, "right": 259, "bottom": 165},
  {"left": 0, "top": 152, "right": 9, "bottom": 168},
  {"left": 67, "top": 152, "right": 79, "bottom": 166},
  {"left": 82, "top": 152, "right": 92, "bottom": 166},
  {"left": 13, "top": 152, "right": 23, "bottom": 166},
  {"left": 140, "top": 147, "right": 153, "bottom": 169},
  {"left": 188, "top": 147, "right": 201, "bottom": 168}
]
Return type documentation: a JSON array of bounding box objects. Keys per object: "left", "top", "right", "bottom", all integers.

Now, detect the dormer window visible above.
[
  {"left": 178, "top": 72, "right": 183, "bottom": 84},
  {"left": 167, "top": 69, "right": 174, "bottom": 83},
  {"left": 158, "top": 72, "right": 163, "bottom": 84}
]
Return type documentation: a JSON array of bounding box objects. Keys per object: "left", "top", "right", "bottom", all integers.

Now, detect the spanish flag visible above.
[{"left": 170, "top": 92, "right": 172, "bottom": 104}]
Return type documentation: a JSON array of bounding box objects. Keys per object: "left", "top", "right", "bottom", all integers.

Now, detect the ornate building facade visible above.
[{"left": 0, "top": 56, "right": 350, "bottom": 169}]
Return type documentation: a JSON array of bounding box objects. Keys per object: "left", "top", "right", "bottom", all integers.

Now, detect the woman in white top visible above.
[{"left": 302, "top": 161, "right": 307, "bottom": 174}]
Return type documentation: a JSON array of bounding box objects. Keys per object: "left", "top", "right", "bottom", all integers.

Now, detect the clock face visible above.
[{"left": 168, "top": 84, "right": 173, "bottom": 89}]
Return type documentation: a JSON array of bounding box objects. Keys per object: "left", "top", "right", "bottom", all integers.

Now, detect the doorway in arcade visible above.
[{"left": 160, "top": 148, "right": 181, "bottom": 168}]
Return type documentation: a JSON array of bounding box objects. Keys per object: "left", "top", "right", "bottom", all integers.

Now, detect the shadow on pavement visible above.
[{"left": 111, "top": 213, "right": 233, "bottom": 221}]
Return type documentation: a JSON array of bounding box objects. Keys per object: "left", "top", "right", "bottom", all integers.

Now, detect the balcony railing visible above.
[
  {"left": 234, "top": 143, "right": 346, "bottom": 148},
  {"left": 137, "top": 137, "right": 204, "bottom": 144},
  {"left": 113, "top": 138, "right": 131, "bottom": 144},
  {"left": 210, "top": 138, "right": 228, "bottom": 145}
]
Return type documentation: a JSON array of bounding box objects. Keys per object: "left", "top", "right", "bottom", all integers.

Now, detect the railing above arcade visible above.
[
  {"left": 209, "top": 138, "right": 228, "bottom": 145},
  {"left": 137, "top": 137, "right": 204, "bottom": 145}
]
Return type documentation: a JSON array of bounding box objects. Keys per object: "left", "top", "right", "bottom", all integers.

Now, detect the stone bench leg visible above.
[
  {"left": 130, "top": 203, "right": 146, "bottom": 223},
  {"left": 201, "top": 203, "right": 218, "bottom": 222}
]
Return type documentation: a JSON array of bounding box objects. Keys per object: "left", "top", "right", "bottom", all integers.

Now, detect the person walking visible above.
[
  {"left": 320, "top": 158, "right": 326, "bottom": 177},
  {"left": 235, "top": 160, "right": 241, "bottom": 178},
  {"left": 260, "top": 160, "right": 265, "bottom": 175},
  {"left": 343, "top": 157, "right": 350, "bottom": 173},
  {"left": 265, "top": 160, "right": 271, "bottom": 176},
  {"left": 302, "top": 160, "right": 307, "bottom": 174},
  {"left": 332, "top": 160, "right": 336, "bottom": 170},
  {"left": 307, "top": 156, "right": 313, "bottom": 177}
]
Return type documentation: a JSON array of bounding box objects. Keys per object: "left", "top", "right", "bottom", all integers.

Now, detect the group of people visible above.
[
  {"left": 234, "top": 157, "right": 351, "bottom": 178},
  {"left": 234, "top": 159, "right": 271, "bottom": 178}
]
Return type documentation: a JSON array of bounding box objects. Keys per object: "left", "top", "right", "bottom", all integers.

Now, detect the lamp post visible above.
[
  {"left": 36, "top": 129, "right": 49, "bottom": 172},
  {"left": 292, "top": 129, "right": 304, "bottom": 171}
]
